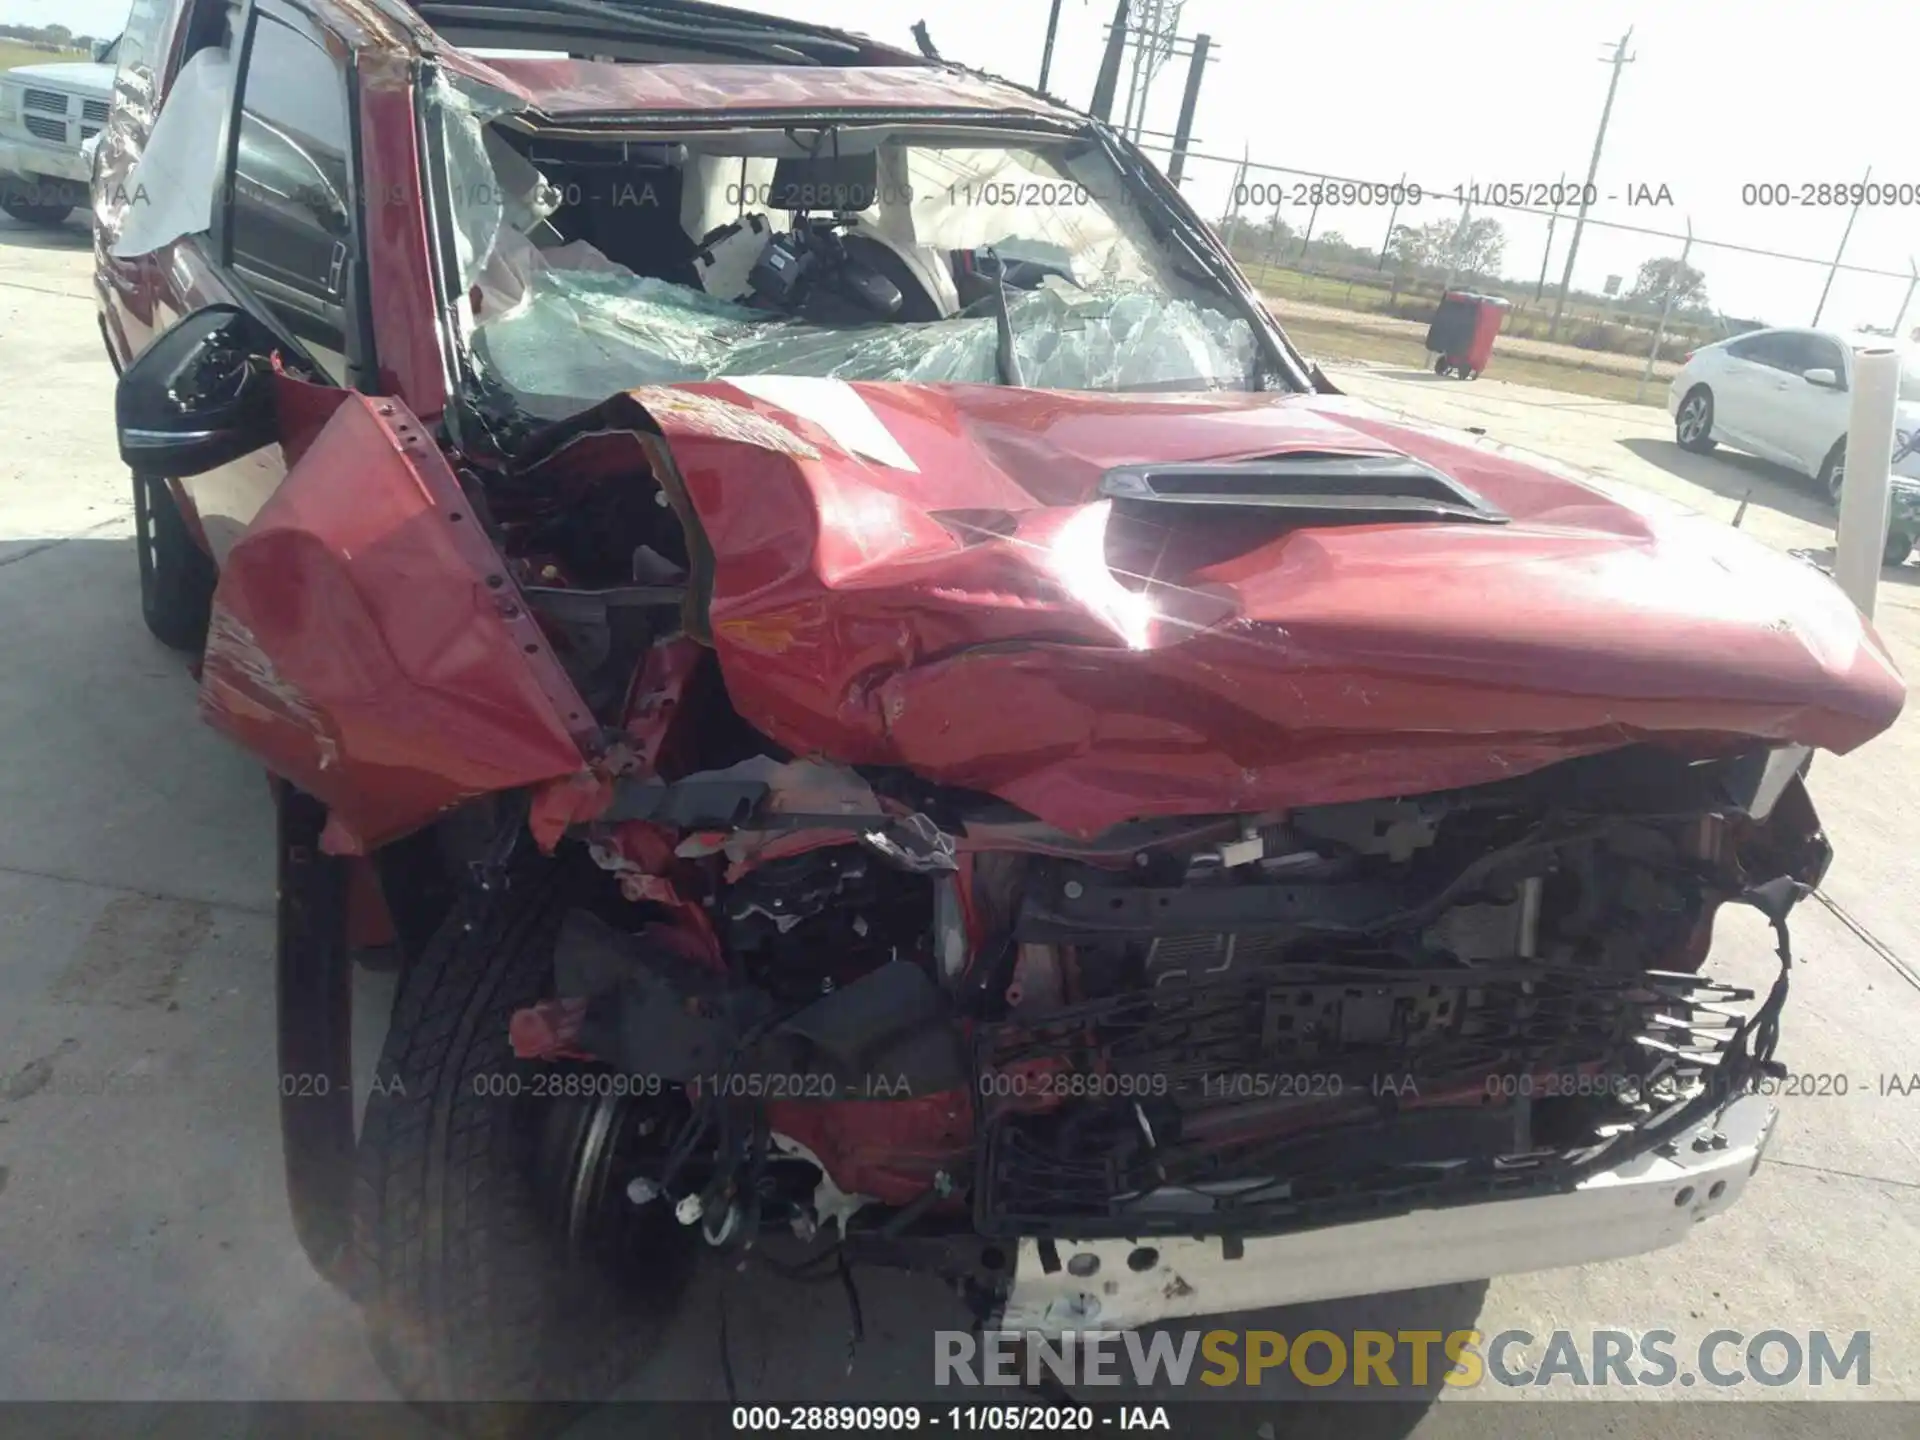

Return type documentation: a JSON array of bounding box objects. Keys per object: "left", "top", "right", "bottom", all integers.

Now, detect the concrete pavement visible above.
[{"left": 2, "top": 215, "right": 1917, "bottom": 1434}]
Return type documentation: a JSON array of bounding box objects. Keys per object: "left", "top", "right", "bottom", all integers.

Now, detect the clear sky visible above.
[{"left": 9, "top": 0, "right": 1917, "bottom": 331}]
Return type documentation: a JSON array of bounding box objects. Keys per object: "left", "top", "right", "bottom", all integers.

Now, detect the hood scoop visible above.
[{"left": 1098, "top": 452, "right": 1509, "bottom": 525}]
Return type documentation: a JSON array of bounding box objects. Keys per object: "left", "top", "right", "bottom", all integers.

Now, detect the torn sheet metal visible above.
[
  {"left": 201, "top": 379, "right": 592, "bottom": 852},
  {"left": 520, "top": 383, "right": 1904, "bottom": 839}
]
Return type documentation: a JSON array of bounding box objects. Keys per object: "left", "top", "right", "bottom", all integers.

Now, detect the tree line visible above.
[{"left": 0, "top": 23, "right": 101, "bottom": 51}]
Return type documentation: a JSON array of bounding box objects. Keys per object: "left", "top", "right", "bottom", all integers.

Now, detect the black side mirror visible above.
[{"left": 116, "top": 306, "right": 282, "bottom": 477}]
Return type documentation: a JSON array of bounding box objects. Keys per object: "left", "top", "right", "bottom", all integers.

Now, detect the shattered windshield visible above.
[{"left": 432, "top": 78, "right": 1262, "bottom": 419}]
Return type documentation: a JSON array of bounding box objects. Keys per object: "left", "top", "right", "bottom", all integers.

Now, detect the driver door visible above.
[{"left": 178, "top": 0, "right": 362, "bottom": 562}]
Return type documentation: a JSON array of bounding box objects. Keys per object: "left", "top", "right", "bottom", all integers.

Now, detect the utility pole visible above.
[
  {"left": 1092, "top": 0, "right": 1212, "bottom": 148},
  {"left": 1037, "top": 0, "right": 1064, "bottom": 92},
  {"left": 1223, "top": 144, "right": 1249, "bottom": 250},
  {"left": 1549, "top": 29, "right": 1635, "bottom": 341},
  {"left": 1116, "top": 0, "right": 1184, "bottom": 141},
  {"left": 1812, "top": 165, "right": 1872, "bottom": 327},
  {"left": 1261, "top": 190, "right": 1285, "bottom": 273},
  {"left": 1534, "top": 171, "right": 1568, "bottom": 300},
  {"left": 1439, "top": 195, "right": 1473, "bottom": 295},
  {"left": 1120, "top": 20, "right": 1146, "bottom": 132},
  {"left": 1089, "top": 0, "right": 1131, "bottom": 121},
  {"left": 1119, "top": 5, "right": 1146, "bottom": 135},
  {"left": 1297, "top": 188, "right": 1322, "bottom": 267},
  {"left": 1375, "top": 172, "right": 1407, "bottom": 270},
  {"left": 1164, "top": 32, "right": 1210, "bottom": 186},
  {"left": 1636, "top": 218, "right": 1692, "bottom": 404}
]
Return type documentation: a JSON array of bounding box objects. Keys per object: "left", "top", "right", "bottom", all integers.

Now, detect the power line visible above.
[
  {"left": 1122, "top": 145, "right": 1917, "bottom": 283},
  {"left": 1812, "top": 165, "right": 1872, "bottom": 326}
]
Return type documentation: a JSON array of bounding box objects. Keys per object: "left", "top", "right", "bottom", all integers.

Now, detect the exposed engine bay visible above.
[
  {"left": 497, "top": 685, "right": 1824, "bottom": 1298},
  {"left": 93, "top": 0, "right": 1909, "bottom": 1409},
  {"left": 270, "top": 44, "right": 1853, "bottom": 1333},
  {"left": 402, "top": 235, "right": 1839, "bottom": 1301}
]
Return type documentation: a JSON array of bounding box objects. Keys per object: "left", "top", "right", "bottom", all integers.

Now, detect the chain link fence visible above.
[{"left": 1137, "top": 144, "right": 1919, "bottom": 399}]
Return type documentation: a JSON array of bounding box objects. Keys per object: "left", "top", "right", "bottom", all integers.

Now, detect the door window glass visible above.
[
  {"left": 226, "top": 11, "right": 353, "bottom": 379},
  {"left": 1727, "top": 332, "right": 1797, "bottom": 370},
  {"left": 1800, "top": 335, "right": 1846, "bottom": 379}
]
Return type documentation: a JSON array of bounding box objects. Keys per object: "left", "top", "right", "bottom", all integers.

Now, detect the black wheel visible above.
[
  {"left": 1675, "top": 387, "right": 1717, "bottom": 454},
  {"left": 133, "top": 471, "right": 216, "bottom": 651},
  {"left": 1819, "top": 440, "right": 1846, "bottom": 504},
  {"left": 1886, "top": 530, "right": 1914, "bottom": 567},
  {"left": 0, "top": 194, "right": 73, "bottom": 226},
  {"left": 1433, "top": 355, "right": 1448, "bottom": 376},
  {"left": 351, "top": 848, "right": 694, "bottom": 1430}
]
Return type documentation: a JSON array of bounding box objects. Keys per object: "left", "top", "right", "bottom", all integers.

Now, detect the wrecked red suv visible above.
[{"left": 93, "top": 0, "right": 1903, "bottom": 1413}]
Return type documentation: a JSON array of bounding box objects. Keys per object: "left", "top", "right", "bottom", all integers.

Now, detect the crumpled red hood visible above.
[{"left": 574, "top": 380, "right": 1905, "bottom": 834}]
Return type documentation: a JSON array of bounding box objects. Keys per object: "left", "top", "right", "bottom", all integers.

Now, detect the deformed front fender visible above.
[{"left": 199, "top": 379, "right": 599, "bottom": 853}]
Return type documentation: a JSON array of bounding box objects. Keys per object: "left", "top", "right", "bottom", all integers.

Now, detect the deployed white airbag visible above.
[
  {"left": 471, "top": 232, "right": 1256, "bottom": 419},
  {"left": 110, "top": 46, "right": 234, "bottom": 259}
]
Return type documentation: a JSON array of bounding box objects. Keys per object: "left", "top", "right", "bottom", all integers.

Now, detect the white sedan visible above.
[{"left": 1667, "top": 328, "right": 1920, "bottom": 564}]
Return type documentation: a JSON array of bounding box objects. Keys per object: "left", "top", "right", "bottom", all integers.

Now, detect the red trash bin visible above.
[{"left": 1424, "top": 291, "right": 1509, "bottom": 379}]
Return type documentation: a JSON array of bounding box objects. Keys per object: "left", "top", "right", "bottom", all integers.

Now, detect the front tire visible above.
[
  {"left": 0, "top": 194, "right": 74, "bottom": 226},
  {"left": 1819, "top": 440, "right": 1846, "bottom": 504},
  {"left": 1887, "top": 530, "right": 1914, "bottom": 566},
  {"left": 351, "top": 850, "right": 691, "bottom": 1429},
  {"left": 133, "top": 472, "right": 216, "bottom": 651},
  {"left": 1675, "top": 387, "right": 1717, "bottom": 453},
  {"left": 277, "top": 782, "right": 357, "bottom": 1285}
]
